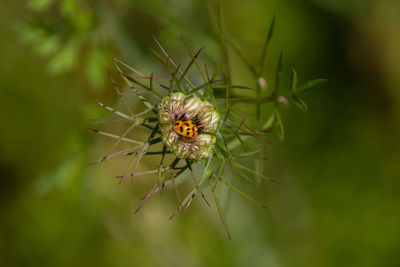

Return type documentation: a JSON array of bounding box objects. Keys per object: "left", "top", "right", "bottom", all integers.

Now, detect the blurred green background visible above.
[{"left": 1, "top": 0, "right": 400, "bottom": 266}]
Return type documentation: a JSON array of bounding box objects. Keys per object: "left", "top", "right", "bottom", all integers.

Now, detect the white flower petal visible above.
[
  {"left": 199, "top": 110, "right": 220, "bottom": 133},
  {"left": 170, "top": 92, "right": 185, "bottom": 114},
  {"left": 182, "top": 98, "right": 203, "bottom": 118},
  {"left": 208, "top": 111, "right": 220, "bottom": 131}
]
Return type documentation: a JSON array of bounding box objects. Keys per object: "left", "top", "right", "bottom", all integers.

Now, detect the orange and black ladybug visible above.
[{"left": 173, "top": 119, "right": 198, "bottom": 138}]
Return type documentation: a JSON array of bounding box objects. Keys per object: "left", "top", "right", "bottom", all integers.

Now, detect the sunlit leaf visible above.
[{"left": 297, "top": 78, "right": 328, "bottom": 93}]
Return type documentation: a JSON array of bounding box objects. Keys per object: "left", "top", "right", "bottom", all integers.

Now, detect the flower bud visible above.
[{"left": 158, "top": 94, "right": 220, "bottom": 161}]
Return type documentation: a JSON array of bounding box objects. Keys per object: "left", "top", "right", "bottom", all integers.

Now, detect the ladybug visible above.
[{"left": 173, "top": 119, "right": 198, "bottom": 138}]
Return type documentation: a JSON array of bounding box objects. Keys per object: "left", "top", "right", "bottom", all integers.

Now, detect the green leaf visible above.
[
  {"left": 224, "top": 32, "right": 258, "bottom": 76},
  {"left": 297, "top": 78, "right": 327, "bottom": 93},
  {"left": 35, "top": 35, "right": 60, "bottom": 56},
  {"left": 274, "top": 47, "right": 285, "bottom": 94},
  {"left": 47, "top": 41, "right": 78, "bottom": 74},
  {"left": 254, "top": 155, "right": 263, "bottom": 186},
  {"left": 262, "top": 114, "right": 276, "bottom": 129},
  {"left": 219, "top": 178, "right": 267, "bottom": 209},
  {"left": 275, "top": 109, "right": 284, "bottom": 142},
  {"left": 179, "top": 47, "right": 203, "bottom": 83},
  {"left": 211, "top": 61, "right": 224, "bottom": 82},
  {"left": 292, "top": 94, "right": 308, "bottom": 112},
  {"left": 258, "top": 15, "right": 276, "bottom": 74},
  {"left": 209, "top": 178, "right": 232, "bottom": 240},
  {"left": 290, "top": 67, "right": 298, "bottom": 92},
  {"left": 232, "top": 162, "right": 274, "bottom": 182},
  {"left": 181, "top": 38, "right": 207, "bottom": 84}
]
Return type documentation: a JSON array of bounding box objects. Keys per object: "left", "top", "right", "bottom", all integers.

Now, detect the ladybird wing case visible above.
[{"left": 173, "top": 120, "right": 198, "bottom": 138}]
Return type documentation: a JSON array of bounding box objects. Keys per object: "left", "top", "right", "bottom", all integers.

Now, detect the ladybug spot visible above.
[{"left": 180, "top": 126, "right": 184, "bottom": 132}]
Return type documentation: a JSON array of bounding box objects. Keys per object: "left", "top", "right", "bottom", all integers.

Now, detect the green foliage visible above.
[
  {"left": 19, "top": 0, "right": 107, "bottom": 89},
  {"left": 16, "top": 0, "right": 327, "bottom": 243},
  {"left": 86, "top": 48, "right": 109, "bottom": 91},
  {"left": 87, "top": 1, "right": 326, "bottom": 239},
  {"left": 3, "top": 0, "right": 400, "bottom": 266}
]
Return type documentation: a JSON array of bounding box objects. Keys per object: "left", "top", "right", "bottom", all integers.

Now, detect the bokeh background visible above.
[{"left": 1, "top": 0, "right": 400, "bottom": 266}]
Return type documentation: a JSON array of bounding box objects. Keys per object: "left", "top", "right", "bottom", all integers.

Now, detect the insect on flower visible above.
[
  {"left": 89, "top": 36, "right": 274, "bottom": 240},
  {"left": 91, "top": 28, "right": 325, "bottom": 239},
  {"left": 173, "top": 119, "right": 198, "bottom": 138},
  {"left": 158, "top": 93, "right": 219, "bottom": 160}
]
